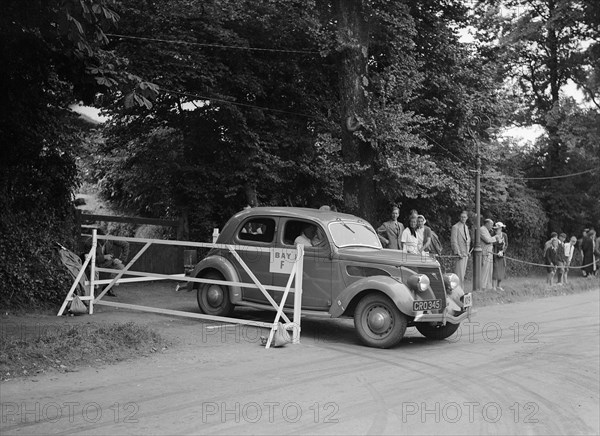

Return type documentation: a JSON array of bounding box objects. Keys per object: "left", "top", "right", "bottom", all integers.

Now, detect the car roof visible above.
[{"left": 232, "top": 207, "right": 368, "bottom": 226}]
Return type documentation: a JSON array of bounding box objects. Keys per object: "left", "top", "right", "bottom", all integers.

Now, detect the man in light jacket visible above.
[{"left": 451, "top": 211, "right": 471, "bottom": 286}]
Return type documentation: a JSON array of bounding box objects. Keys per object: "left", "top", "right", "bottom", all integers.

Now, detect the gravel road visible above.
[{"left": 1, "top": 289, "right": 598, "bottom": 435}]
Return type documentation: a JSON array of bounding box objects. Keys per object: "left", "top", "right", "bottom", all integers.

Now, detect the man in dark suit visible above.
[
  {"left": 377, "top": 206, "right": 404, "bottom": 250},
  {"left": 451, "top": 211, "right": 471, "bottom": 285}
]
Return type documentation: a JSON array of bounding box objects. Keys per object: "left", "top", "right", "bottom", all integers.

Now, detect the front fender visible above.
[
  {"left": 448, "top": 284, "right": 465, "bottom": 312},
  {"left": 330, "top": 276, "right": 416, "bottom": 318},
  {"left": 186, "top": 255, "right": 242, "bottom": 304}
]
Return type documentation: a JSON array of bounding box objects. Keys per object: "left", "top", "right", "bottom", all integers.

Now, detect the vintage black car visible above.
[{"left": 187, "top": 207, "right": 472, "bottom": 348}]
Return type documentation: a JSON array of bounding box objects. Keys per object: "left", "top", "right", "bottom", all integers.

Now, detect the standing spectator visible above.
[
  {"left": 480, "top": 219, "right": 497, "bottom": 291},
  {"left": 581, "top": 227, "right": 595, "bottom": 277},
  {"left": 416, "top": 215, "right": 432, "bottom": 254},
  {"left": 377, "top": 206, "right": 404, "bottom": 250},
  {"left": 591, "top": 228, "right": 599, "bottom": 276},
  {"left": 401, "top": 215, "right": 419, "bottom": 254},
  {"left": 545, "top": 238, "right": 560, "bottom": 285},
  {"left": 492, "top": 222, "right": 508, "bottom": 291},
  {"left": 544, "top": 232, "right": 559, "bottom": 255},
  {"left": 451, "top": 211, "right": 471, "bottom": 286},
  {"left": 556, "top": 233, "right": 568, "bottom": 285},
  {"left": 577, "top": 229, "right": 588, "bottom": 273},
  {"left": 562, "top": 236, "right": 577, "bottom": 285}
]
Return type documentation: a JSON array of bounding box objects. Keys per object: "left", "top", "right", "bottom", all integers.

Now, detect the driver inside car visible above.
[
  {"left": 295, "top": 224, "right": 316, "bottom": 246},
  {"left": 295, "top": 224, "right": 327, "bottom": 248}
]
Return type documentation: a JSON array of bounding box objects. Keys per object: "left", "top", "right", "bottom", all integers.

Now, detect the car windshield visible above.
[{"left": 328, "top": 220, "right": 382, "bottom": 248}]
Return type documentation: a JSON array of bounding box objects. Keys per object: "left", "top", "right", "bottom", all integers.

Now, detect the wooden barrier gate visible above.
[{"left": 58, "top": 230, "right": 304, "bottom": 349}]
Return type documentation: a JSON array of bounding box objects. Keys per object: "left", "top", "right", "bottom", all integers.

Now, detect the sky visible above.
[{"left": 70, "top": 103, "right": 109, "bottom": 123}]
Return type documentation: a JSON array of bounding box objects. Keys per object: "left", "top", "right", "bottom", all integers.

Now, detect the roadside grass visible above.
[
  {"left": 0, "top": 321, "right": 166, "bottom": 382},
  {"left": 468, "top": 275, "right": 600, "bottom": 307}
]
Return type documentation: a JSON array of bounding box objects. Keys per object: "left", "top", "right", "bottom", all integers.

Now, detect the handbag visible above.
[{"left": 69, "top": 295, "right": 87, "bottom": 315}]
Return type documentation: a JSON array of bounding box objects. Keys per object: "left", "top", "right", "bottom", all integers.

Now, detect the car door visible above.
[
  {"left": 231, "top": 216, "right": 278, "bottom": 303},
  {"left": 271, "top": 218, "right": 332, "bottom": 310}
]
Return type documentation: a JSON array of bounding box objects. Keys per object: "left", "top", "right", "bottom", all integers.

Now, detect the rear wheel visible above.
[
  {"left": 197, "top": 271, "right": 234, "bottom": 316},
  {"left": 416, "top": 322, "right": 459, "bottom": 340},
  {"left": 354, "top": 293, "right": 407, "bottom": 348}
]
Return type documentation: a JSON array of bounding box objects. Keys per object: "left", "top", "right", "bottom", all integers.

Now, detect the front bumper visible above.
[{"left": 413, "top": 305, "right": 473, "bottom": 325}]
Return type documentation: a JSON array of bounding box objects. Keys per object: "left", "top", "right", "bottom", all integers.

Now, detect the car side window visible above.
[
  {"left": 238, "top": 218, "right": 275, "bottom": 243},
  {"left": 282, "top": 219, "right": 328, "bottom": 249},
  {"left": 283, "top": 220, "right": 306, "bottom": 246}
]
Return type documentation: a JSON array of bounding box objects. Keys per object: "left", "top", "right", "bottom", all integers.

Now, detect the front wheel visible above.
[
  {"left": 197, "top": 271, "right": 234, "bottom": 316},
  {"left": 354, "top": 293, "right": 407, "bottom": 348},
  {"left": 416, "top": 322, "right": 459, "bottom": 340}
]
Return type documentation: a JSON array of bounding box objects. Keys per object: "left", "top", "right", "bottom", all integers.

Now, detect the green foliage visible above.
[
  {"left": 521, "top": 102, "right": 600, "bottom": 233},
  {"left": 93, "top": 0, "right": 518, "bottom": 239},
  {"left": 0, "top": 0, "right": 124, "bottom": 307},
  {"left": 4, "top": 0, "right": 595, "bottom": 298},
  {"left": 474, "top": 0, "right": 600, "bottom": 236},
  {"left": 0, "top": 211, "right": 78, "bottom": 308}
]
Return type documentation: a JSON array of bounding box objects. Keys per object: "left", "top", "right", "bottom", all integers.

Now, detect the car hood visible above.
[{"left": 336, "top": 247, "right": 439, "bottom": 268}]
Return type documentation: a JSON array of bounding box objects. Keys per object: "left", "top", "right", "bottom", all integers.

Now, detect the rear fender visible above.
[
  {"left": 330, "top": 276, "right": 415, "bottom": 318},
  {"left": 187, "top": 256, "right": 242, "bottom": 304}
]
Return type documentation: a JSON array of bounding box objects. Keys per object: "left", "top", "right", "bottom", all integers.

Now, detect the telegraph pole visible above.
[
  {"left": 469, "top": 117, "right": 494, "bottom": 292},
  {"left": 472, "top": 139, "right": 481, "bottom": 292}
]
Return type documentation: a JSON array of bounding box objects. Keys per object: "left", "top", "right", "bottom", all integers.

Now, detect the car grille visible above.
[{"left": 414, "top": 266, "right": 447, "bottom": 309}]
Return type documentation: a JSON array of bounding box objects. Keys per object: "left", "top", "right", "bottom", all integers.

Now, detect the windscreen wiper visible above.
[{"left": 336, "top": 218, "right": 355, "bottom": 233}]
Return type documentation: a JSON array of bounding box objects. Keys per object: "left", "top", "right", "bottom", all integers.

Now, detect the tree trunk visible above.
[
  {"left": 543, "top": 0, "right": 566, "bottom": 231},
  {"left": 545, "top": 0, "right": 562, "bottom": 177},
  {"left": 335, "top": 0, "right": 375, "bottom": 222}
]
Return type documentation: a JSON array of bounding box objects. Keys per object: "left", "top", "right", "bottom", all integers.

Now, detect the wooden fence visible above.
[{"left": 75, "top": 211, "right": 190, "bottom": 275}]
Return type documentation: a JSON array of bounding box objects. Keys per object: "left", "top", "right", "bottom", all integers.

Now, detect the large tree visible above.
[
  {"left": 0, "top": 0, "right": 122, "bottom": 306},
  {"left": 91, "top": 0, "right": 523, "bottom": 241},
  {"left": 474, "top": 0, "right": 599, "bottom": 231},
  {"left": 333, "top": 0, "right": 375, "bottom": 220}
]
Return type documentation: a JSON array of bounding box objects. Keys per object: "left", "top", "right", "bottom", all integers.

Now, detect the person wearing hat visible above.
[
  {"left": 492, "top": 222, "right": 508, "bottom": 291},
  {"left": 480, "top": 218, "right": 498, "bottom": 290}
]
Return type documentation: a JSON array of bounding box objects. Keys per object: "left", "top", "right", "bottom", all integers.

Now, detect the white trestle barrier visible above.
[{"left": 58, "top": 232, "right": 304, "bottom": 348}]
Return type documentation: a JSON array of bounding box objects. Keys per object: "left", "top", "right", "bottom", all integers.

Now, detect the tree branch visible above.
[{"left": 571, "top": 77, "right": 600, "bottom": 110}]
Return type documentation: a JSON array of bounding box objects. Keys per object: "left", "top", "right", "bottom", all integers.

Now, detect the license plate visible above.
[
  {"left": 463, "top": 293, "right": 473, "bottom": 308},
  {"left": 413, "top": 299, "right": 441, "bottom": 311}
]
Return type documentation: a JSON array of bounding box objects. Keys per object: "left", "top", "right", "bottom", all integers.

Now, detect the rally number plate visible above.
[
  {"left": 413, "top": 299, "right": 441, "bottom": 311},
  {"left": 463, "top": 293, "right": 473, "bottom": 308}
]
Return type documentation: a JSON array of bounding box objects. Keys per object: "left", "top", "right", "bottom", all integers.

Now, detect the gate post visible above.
[
  {"left": 89, "top": 229, "right": 97, "bottom": 314},
  {"left": 292, "top": 245, "right": 304, "bottom": 344}
]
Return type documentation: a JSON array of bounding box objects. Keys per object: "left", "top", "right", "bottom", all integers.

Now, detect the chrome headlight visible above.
[
  {"left": 443, "top": 273, "right": 460, "bottom": 293},
  {"left": 407, "top": 274, "right": 430, "bottom": 293}
]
